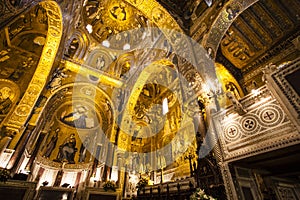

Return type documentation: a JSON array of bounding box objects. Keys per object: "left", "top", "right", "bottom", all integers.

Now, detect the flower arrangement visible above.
[
  {"left": 136, "top": 177, "right": 148, "bottom": 191},
  {"left": 103, "top": 180, "right": 116, "bottom": 191},
  {"left": 0, "top": 168, "right": 11, "bottom": 183},
  {"left": 190, "top": 188, "right": 217, "bottom": 200}
]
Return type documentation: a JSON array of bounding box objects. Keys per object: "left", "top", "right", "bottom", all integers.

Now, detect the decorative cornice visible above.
[{"left": 36, "top": 154, "right": 92, "bottom": 170}]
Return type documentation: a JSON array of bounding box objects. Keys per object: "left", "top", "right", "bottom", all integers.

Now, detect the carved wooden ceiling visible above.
[
  {"left": 156, "top": 0, "right": 216, "bottom": 31},
  {"left": 220, "top": 0, "right": 300, "bottom": 69},
  {"left": 156, "top": 0, "right": 191, "bottom": 15}
]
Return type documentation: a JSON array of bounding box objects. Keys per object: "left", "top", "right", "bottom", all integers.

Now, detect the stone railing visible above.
[{"left": 213, "top": 85, "right": 300, "bottom": 162}]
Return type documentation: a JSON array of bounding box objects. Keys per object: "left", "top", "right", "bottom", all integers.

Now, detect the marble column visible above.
[{"left": 117, "top": 151, "right": 125, "bottom": 190}]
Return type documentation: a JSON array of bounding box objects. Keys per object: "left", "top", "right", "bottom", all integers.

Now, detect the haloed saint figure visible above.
[
  {"left": 0, "top": 87, "right": 13, "bottom": 115},
  {"left": 55, "top": 133, "right": 77, "bottom": 164}
]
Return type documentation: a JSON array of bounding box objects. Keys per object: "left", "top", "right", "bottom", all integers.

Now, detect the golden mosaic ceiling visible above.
[
  {"left": 83, "top": 0, "right": 151, "bottom": 45},
  {"left": 220, "top": 0, "right": 300, "bottom": 69}
]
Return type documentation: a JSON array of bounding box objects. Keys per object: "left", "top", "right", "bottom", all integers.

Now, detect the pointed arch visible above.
[
  {"left": 66, "top": 29, "right": 90, "bottom": 61},
  {"left": 32, "top": 82, "right": 116, "bottom": 168},
  {"left": 85, "top": 48, "right": 114, "bottom": 73}
]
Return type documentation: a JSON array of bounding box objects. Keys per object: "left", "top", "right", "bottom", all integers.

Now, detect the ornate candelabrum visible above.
[{"left": 184, "top": 148, "right": 196, "bottom": 177}]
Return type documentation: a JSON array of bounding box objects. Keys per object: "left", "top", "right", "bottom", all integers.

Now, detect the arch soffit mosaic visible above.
[
  {"left": 7, "top": 0, "right": 63, "bottom": 149},
  {"left": 201, "top": 0, "right": 259, "bottom": 59}
]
